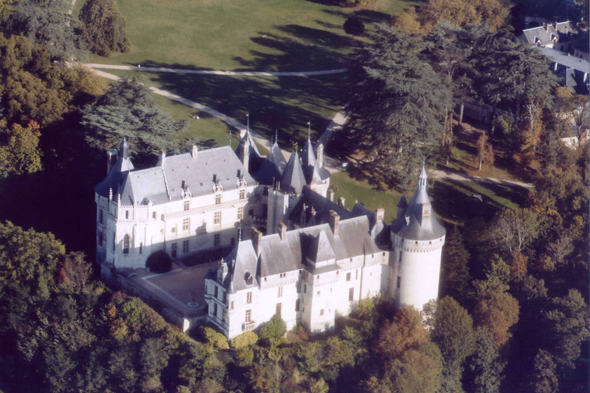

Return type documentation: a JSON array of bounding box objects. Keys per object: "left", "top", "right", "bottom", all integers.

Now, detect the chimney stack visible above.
[
  {"left": 553, "top": 20, "right": 557, "bottom": 29},
  {"left": 328, "top": 188, "right": 334, "bottom": 202},
  {"left": 315, "top": 142, "right": 324, "bottom": 168},
  {"left": 251, "top": 227, "right": 262, "bottom": 257},
  {"left": 106, "top": 149, "right": 118, "bottom": 174},
  {"left": 191, "top": 145, "right": 198, "bottom": 158},
  {"left": 543, "top": 22, "right": 548, "bottom": 31},
  {"left": 278, "top": 222, "right": 287, "bottom": 240},
  {"left": 338, "top": 197, "right": 345, "bottom": 207},
  {"left": 329, "top": 210, "right": 340, "bottom": 237},
  {"left": 158, "top": 150, "right": 166, "bottom": 167},
  {"left": 376, "top": 208, "right": 385, "bottom": 222}
]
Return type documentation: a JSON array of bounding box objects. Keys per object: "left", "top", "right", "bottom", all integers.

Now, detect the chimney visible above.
[
  {"left": 241, "top": 138, "right": 250, "bottom": 171},
  {"left": 328, "top": 188, "right": 334, "bottom": 202},
  {"left": 376, "top": 208, "right": 385, "bottom": 222},
  {"left": 338, "top": 197, "right": 345, "bottom": 207},
  {"left": 221, "top": 261, "right": 228, "bottom": 282},
  {"left": 278, "top": 222, "right": 287, "bottom": 240},
  {"left": 239, "top": 129, "right": 247, "bottom": 139},
  {"left": 543, "top": 22, "right": 548, "bottom": 31},
  {"left": 106, "top": 149, "right": 118, "bottom": 174},
  {"left": 158, "top": 150, "right": 166, "bottom": 167},
  {"left": 329, "top": 210, "right": 340, "bottom": 237},
  {"left": 315, "top": 142, "right": 324, "bottom": 168},
  {"left": 553, "top": 20, "right": 557, "bottom": 29},
  {"left": 251, "top": 227, "right": 262, "bottom": 257},
  {"left": 191, "top": 145, "right": 198, "bottom": 158}
]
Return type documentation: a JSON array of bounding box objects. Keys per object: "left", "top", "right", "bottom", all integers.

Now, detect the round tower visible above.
[{"left": 390, "top": 167, "right": 446, "bottom": 312}]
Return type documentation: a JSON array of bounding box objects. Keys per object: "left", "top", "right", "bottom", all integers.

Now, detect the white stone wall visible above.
[
  {"left": 392, "top": 234, "right": 445, "bottom": 311},
  {"left": 96, "top": 183, "right": 263, "bottom": 271}
]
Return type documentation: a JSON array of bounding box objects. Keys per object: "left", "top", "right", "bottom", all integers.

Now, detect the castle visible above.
[{"left": 95, "top": 130, "right": 445, "bottom": 338}]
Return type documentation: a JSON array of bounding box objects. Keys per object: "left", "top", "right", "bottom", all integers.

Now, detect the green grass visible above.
[{"left": 89, "top": 0, "right": 409, "bottom": 71}]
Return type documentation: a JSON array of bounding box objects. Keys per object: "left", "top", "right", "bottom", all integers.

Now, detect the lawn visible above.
[{"left": 88, "top": 0, "right": 410, "bottom": 71}]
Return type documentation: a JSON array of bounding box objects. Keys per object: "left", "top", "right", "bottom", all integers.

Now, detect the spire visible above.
[
  {"left": 418, "top": 165, "right": 427, "bottom": 190},
  {"left": 119, "top": 137, "right": 129, "bottom": 160},
  {"left": 307, "top": 121, "right": 311, "bottom": 140},
  {"left": 246, "top": 113, "right": 249, "bottom": 132},
  {"left": 275, "top": 129, "right": 278, "bottom": 146},
  {"left": 397, "top": 194, "right": 408, "bottom": 208}
]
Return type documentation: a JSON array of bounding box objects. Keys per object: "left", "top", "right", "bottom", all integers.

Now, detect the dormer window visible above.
[
  {"left": 246, "top": 273, "right": 253, "bottom": 286},
  {"left": 215, "top": 194, "right": 222, "bottom": 205}
]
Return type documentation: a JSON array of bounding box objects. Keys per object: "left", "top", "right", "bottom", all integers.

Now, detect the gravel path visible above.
[{"left": 84, "top": 63, "right": 349, "bottom": 77}]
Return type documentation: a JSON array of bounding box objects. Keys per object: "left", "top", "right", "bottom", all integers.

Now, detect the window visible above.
[
  {"left": 222, "top": 309, "right": 227, "bottom": 322},
  {"left": 112, "top": 232, "right": 116, "bottom": 251},
  {"left": 247, "top": 275, "right": 253, "bottom": 285},
  {"left": 161, "top": 214, "right": 165, "bottom": 220},
  {"left": 297, "top": 281, "right": 302, "bottom": 293},
  {"left": 245, "top": 309, "right": 251, "bottom": 323},
  {"left": 346, "top": 272, "right": 351, "bottom": 282},
  {"left": 139, "top": 242, "right": 143, "bottom": 254},
  {"left": 304, "top": 284, "right": 307, "bottom": 293},
  {"left": 240, "top": 190, "right": 246, "bottom": 200},
  {"left": 183, "top": 240, "right": 189, "bottom": 253},
  {"left": 153, "top": 211, "right": 157, "bottom": 219},
  {"left": 184, "top": 200, "right": 190, "bottom": 211},
  {"left": 171, "top": 227, "right": 176, "bottom": 233},
  {"left": 317, "top": 291, "right": 320, "bottom": 296},
  {"left": 214, "top": 234, "right": 220, "bottom": 247},
  {"left": 263, "top": 187, "right": 269, "bottom": 196},
  {"left": 98, "top": 231, "right": 103, "bottom": 246},
  {"left": 349, "top": 288, "right": 354, "bottom": 302},
  {"left": 171, "top": 243, "right": 177, "bottom": 258},
  {"left": 320, "top": 309, "right": 324, "bottom": 316},
  {"left": 276, "top": 303, "right": 282, "bottom": 317},
  {"left": 214, "top": 286, "right": 218, "bottom": 298},
  {"left": 223, "top": 292, "right": 227, "bottom": 303},
  {"left": 125, "top": 211, "right": 129, "bottom": 219},
  {"left": 123, "top": 234, "right": 130, "bottom": 254},
  {"left": 397, "top": 276, "right": 401, "bottom": 289},
  {"left": 399, "top": 251, "right": 402, "bottom": 263},
  {"left": 278, "top": 286, "right": 283, "bottom": 297},
  {"left": 249, "top": 209, "right": 254, "bottom": 217},
  {"left": 230, "top": 301, "right": 234, "bottom": 310},
  {"left": 214, "top": 211, "right": 221, "bottom": 224},
  {"left": 214, "top": 303, "right": 218, "bottom": 318},
  {"left": 99, "top": 210, "right": 103, "bottom": 224},
  {"left": 215, "top": 194, "right": 221, "bottom": 205},
  {"left": 356, "top": 269, "right": 358, "bottom": 280},
  {"left": 262, "top": 204, "right": 267, "bottom": 218},
  {"left": 295, "top": 299, "right": 300, "bottom": 312},
  {"left": 238, "top": 207, "right": 244, "bottom": 219},
  {"left": 237, "top": 228, "right": 243, "bottom": 241},
  {"left": 247, "top": 292, "right": 253, "bottom": 304},
  {"left": 183, "top": 218, "right": 190, "bottom": 231}
]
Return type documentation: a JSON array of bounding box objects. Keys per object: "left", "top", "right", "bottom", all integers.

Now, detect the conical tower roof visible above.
[
  {"left": 281, "top": 150, "right": 306, "bottom": 195},
  {"left": 255, "top": 139, "right": 287, "bottom": 185}
]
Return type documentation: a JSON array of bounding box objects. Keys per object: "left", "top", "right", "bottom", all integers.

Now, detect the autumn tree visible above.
[
  {"left": 419, "top": 0, "right": 511, "bottom": 32},
  {"left": 376, "top": 307, "right": 428, "bottom": 361},
  {"left": 476, "top": 132, "right": 494, "bottom": 170},
  {"left": 431, "top": 297, "right": 476, "bottom": 393},
  {"left": 79, "top": 0, "right": 130, "bottom": 56},
  {"left": 391, "top": 7, "right": 422, "bottom": 34},
  {"left": 474, "top": 291, "right": 520, "bottom": 347},
  {"left": 0, "top": 120, "right": 42, "bottom": 177}
]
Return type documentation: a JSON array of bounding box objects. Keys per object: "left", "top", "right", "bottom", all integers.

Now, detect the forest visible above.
[{"left": 0, "top": 0, "right": 588, "bottom": 392}]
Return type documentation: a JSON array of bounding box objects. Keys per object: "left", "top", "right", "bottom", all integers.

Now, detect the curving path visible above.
[
  {"left": 84, "top": 63, "right": 349, "bottom": 77},
  {"left": 86, "top": 67, "right": 532, "bottom": 189}
]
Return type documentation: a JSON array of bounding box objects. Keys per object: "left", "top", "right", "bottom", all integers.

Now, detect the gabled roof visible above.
[
  {"left": 307, "top": 231, "right": 336, "bottom": 263},
  {"left": 522, "top": 21, "right": 577, "bottom": 46},
  {"left": 281, "top": 151, "right": 306, "bottom": 195},
  {"left": 287, "top": 187, "right": 351, "bottom": 227},
  {"left": 391, "top": 167, "right": 446, "bottom": 241},
  {"left": 255, "top": 142, "right": 287, "bottom": 185}
]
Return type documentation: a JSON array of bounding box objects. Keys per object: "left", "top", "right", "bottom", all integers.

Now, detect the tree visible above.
[
  {"left": 392, "top": 7, "right": 422, "bottom": 34},
  {"left": 259, "top": 315, "right": 286, "bottom": 343},
  {"left": 440, "top": 227, "right": 471, "bottom": 300},
  {"left": 542, "top": 289, "right": 590, "bottom": 368},
  {"left": 82, "top": 78, "right": 186, "bottom": 166},
  {"left": 524, "top": 100, "right": 544, "bottom": 153},
  {"left": 0, "top": 120, "right": 42, "bottom": 177},
  {"left": 419, "top": 0, "right": 510, "bottom": 32},
  {"left": 2, "top": 0, "right": 87, "bottom": 61},
  {"left": 431, "top": 297, "right": 476, "bottom": 393},
  {"left": 383, "top": 342, "right": 443, "bottom": 393},
  {"left": 376, "top": 307, "right": 428, "bottom": 361},
  {"left": 474, "top": 291, "right": 519, "bottom": 347},
  {"left": 349, "top": 24, "right": 453, "bottom": 188},
  {"left": 476, "top": 133, "right": 494, "bottom": 170},
  {"left": 464, "top": 327, "right": 504, "bottom": 393},
  {"left": 529, "top": 349, "right": 559, "bottom": 393},
  {"left": 490, "top": 208, "right": 540, "bottom": 255},
  {"left": 79, "top": 0, "right": 130, "bottom": 56},
  {"left": 343, "top": 15, "right": 365, "bottom": 36}
]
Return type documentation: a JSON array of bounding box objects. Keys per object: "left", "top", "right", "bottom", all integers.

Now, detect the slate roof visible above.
[
  {"left": 537, "top": 46, "right": 590, "bottom": 73},
  {"left": 351, "top": 203, "right": 389, "bottom": 248},
  {"left": 255, "top": 141, "right": 287, "bottom": 185},
  {"left": 215, "top": 215, "right": 381, "bottom": 290},
  {"left": 301, "top": 137, "right": 330, "bottom": 184},
  {"left": 281, "top": 151, "right": 306, "bottom": 195},
  {"left": 95, "top": 139, "right": 134, "bottom": 198},
  {"left": 287, "top": 187, "right": 352, "bottom": 227},
  {"left": 96, "top": 145, "right": 255, "bottom": 205},
  {"left": 521, "top": 21, "right": 576, "bottom": 46},
  {"left": 391, "top": 168, "right": 446, "bottom": 241}
]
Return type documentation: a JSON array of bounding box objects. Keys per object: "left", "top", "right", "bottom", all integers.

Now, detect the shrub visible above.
[
  {"left": 236, "top": 346, "right": 254, "bottom": 366},
  {"left": 259, "top": 315, "right": 286, "bottom": 343},
  {"left": 230, "top": 331, "right": 258, "bottom": 349},
  {"left": 199, "top": 326, "right": 229, "bottom": 349},
  {"left": 344, "top": 15, "right": 365, "bottom": 36}
]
